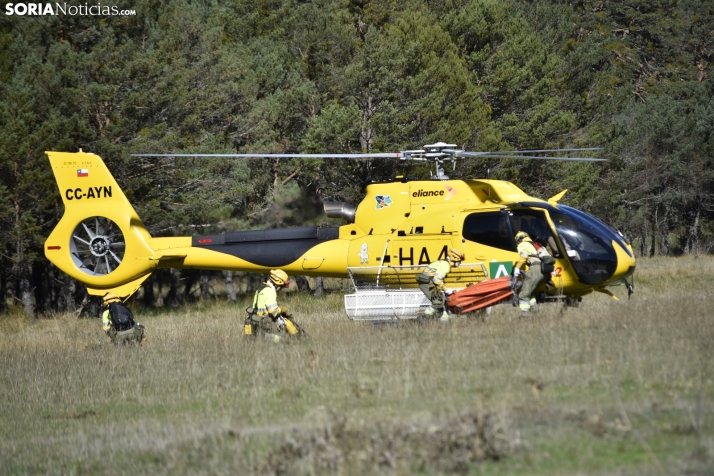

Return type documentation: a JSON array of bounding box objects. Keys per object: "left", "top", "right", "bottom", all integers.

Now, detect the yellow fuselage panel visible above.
[
  {"left": 355, "top": 181, "right": 410, "bottom": 234},
  {"left": 611, "top": 239, "right": 637, "bottom": 281},
  {"left": 468, "top": 180, "right": 535, "bottom": 205}
]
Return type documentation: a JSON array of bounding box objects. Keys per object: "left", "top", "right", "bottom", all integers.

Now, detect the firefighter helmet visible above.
[
  {"left": 448, "top": 248, "right": 464, "bottom": 262},
  {"left": 103, "top": 292, "right": 121, "bottom": 305},
  {"left": 515, "top": 231, "right": 532, "bottom": 243},
  {"left": 269, "top": 269, "right": 290, "bottom": 288}
]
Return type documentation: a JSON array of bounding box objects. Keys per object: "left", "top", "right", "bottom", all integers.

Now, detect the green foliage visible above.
[{"left": 601, "top": 84, "right": 714, "bottom": 255}]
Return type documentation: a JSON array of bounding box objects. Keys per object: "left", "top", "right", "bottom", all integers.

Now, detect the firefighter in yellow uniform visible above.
[
  {"left": 101, "top": 292, "right": 144, "bottom": 345},
  {"left": 416, "top": 248, "right": 464, "bottom": 321},
  {"left": 244, "top": 269, "right": 303, "bottom": 341},
  {"left": 513, "top": 231, "right": 552, "bottom": 312}
]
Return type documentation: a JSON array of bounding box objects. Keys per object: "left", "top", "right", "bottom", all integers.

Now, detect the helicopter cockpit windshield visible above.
[{"left": 548, "top": 205, "right": 630, "bottom": 285}]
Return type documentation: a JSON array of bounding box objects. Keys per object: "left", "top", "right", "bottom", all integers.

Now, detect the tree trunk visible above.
[
  {"left": 0, "top": 271, "right": 6, "bottom": 314},
  {"left": 314, "top": 276, "right": 324, "bottom": 296},
  {"left": 224, "top": 271, "right": 236, "bottom": 301},
  {"left": 660, "top": 206, "right": 671, "bottom": 256},
  {"left": 686, "top": 206, "right": 700, "bottom": 255},
  {"left": 86, "top": 293, "right": 101, "bottom": 319},
  {"left": 32, "top": 262, "right": 47, "bottom": 314},
  {"left": 165, "top": 268, "right": 183, "bottom": 307},
  {"left": 294, "top": 275, "right": 311, "bottom": 292},
  {"left": 200, "top": 271, "right": 212, "bottom": 300},
  {"left": 63, "top": 277, "right": 77, "bottom": 313},
  {"left": 359, "top": 95, "right": 374, "bottom": 152},
  {"left": 143, "top": 275, "right": 155, "bottom": 307},
  {"left": 660, "top": 231, "right": 670, "bottom": 256},
  {"left": 19, "top": 273, "right": 35, "bottom": 321},
  {"left": 182, "top": 270, "right": 199, "bottom": 301},
  {"left": 245, "top": 273, "right": 261, "bottom": 295},
  {"left": 155, "top": 271, "right": 165, "bottom": 307}
]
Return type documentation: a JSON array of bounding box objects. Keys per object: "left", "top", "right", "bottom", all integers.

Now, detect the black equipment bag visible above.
[
  {"left": 109, "top": 303, "right": 135, "bottom": 331},
  {"left": 540, "top": 255, "right": 556, "bottom": 276},
  {"left": 540, "top": 256, "right": 556, "bottom": 265}
]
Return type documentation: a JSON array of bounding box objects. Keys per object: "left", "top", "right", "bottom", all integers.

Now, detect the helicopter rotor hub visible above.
[{"left": 89, "top": 235, "right": 112, "bottom": 257}]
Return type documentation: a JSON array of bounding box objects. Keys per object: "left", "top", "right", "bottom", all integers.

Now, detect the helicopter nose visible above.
[{"left": 611, "top": 239, "right": 636, "bottom": 281}]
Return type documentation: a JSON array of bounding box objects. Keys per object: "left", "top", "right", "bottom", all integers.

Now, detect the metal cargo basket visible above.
[{"left": 344, "top": 263, "right": 488, "bottom": 320}]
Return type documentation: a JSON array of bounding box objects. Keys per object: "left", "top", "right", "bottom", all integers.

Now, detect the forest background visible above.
[{"left": 0, "top": 0, "right": 712, "bottom": 317}]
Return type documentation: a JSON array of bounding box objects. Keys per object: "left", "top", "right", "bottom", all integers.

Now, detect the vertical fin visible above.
[{"left": 44, "top": 151, "right": 155, "bottom": 298}]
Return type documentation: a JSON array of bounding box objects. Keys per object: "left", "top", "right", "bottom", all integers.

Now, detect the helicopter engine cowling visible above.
[{"left": 323, "top": 201, "right": 356, "bottom": 223}]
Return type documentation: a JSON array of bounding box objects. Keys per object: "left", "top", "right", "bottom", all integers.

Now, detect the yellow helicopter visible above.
[{"left": 44, "top": 142, "right": 635, "bottom": 314}]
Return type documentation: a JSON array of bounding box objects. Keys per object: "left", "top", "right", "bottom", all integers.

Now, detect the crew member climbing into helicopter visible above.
[
  {"left": 244, "top": 269, "right": 304, "bottom": 342},
  {"left": 101, "top": 292, "right": 145, "bottom": 345},
  {"left": 416, "top": 248, "right": 464, "bottom": 321},
  {"left": 513, "top": 231, "right": 555, "bottom": 312}
]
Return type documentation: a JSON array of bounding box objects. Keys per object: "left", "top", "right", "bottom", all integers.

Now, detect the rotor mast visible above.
[{"left": 398, "top": 142, "right": 457, "bottom": 181}]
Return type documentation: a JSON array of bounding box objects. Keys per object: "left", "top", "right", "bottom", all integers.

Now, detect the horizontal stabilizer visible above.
[{"left": 86, "top": 273, "right": 152, "bottom": 299}]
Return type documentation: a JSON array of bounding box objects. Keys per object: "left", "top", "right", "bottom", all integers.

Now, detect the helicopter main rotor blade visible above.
[
  {"left": 463, "top": 148, "right": 601, "bottom": 155},
  {"left": 131, "top": 153, "right": 403, "bottom": 159},
  {"left": 454, "top": 152, "right": 605, "bottom": 162}
]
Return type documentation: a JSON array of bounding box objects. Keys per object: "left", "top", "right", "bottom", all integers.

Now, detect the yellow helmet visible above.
[
  {"left": 269, "top": 269, "right": 290, "bottom": 288},
  {"left": 103, "top": 292, "right": 120, "bottom": 305},
  {"left": 515, "top": 231, "right": 531, "bottom": 243},
  {"left": 448, "top": 248, "right": 464, "bottom": 262}
]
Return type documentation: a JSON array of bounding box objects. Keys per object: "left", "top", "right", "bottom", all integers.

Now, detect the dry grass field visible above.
[{"left": 1, "top": 256, "right": 713, "bottom": 475}]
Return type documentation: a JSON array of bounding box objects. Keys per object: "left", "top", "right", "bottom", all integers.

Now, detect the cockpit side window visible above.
[
  {"left": 463, "top": 212, "right": 516, "bottom": 252},
  {"left": 509, "top": 209, "right": 562, "bottom": 257}
]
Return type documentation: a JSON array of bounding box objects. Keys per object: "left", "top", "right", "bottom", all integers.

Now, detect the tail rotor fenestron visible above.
[{"left": 70, "top": 216, "right": 126, "bottom": 276}]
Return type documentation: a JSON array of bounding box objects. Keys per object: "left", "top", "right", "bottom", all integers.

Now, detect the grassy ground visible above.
[{"left": 1, "top": 257, "right": 713, "bottom": 475}]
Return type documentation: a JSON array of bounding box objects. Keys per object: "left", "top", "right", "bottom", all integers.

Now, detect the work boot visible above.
[
  {"left": 423, "top": 306, "right": 435, "bottom": 317},
  {"left": 529, "top": 298, "right": 537, "bottom": 311},
  {"left": 439, "top": 311, "right": 449, "bottom": 322},
  {"left": 519, "top": 300, "right": 531, "bottom": 312}
]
